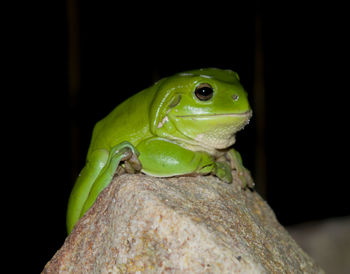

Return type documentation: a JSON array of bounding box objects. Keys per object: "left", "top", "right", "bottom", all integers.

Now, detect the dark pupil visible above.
[
  {"left": 195, "top": 85, "right": 213, "bottom": 100},
  {"left": 198, "top": 87, "right": 212, "bottom": 96}
]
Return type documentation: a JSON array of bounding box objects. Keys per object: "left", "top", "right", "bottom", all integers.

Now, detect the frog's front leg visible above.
[
  {"left": 224, "top": 148, "right": 254, "bottom": 189},
  {"left": 137, "top": 137, "right": 232, "bottom": 183}
]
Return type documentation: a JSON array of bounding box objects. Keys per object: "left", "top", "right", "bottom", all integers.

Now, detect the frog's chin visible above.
[
  {"left": 194, "top": 131, "right": 237, "bottom": 149},
  {"left": 173, "top": 110, "right": 252, "bottom": 150}
]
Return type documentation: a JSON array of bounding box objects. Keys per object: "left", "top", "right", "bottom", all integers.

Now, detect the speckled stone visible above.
[{"left": 43, "top": 174, "right": 324, "bottom": 273}]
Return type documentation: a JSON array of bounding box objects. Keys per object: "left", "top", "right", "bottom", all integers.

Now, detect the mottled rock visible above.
[
  {"left": 43, "top": 174, "right": 324, "bottom": 273},
  {"left": 288, "top": 217, "right": 350, "bottom": 274}
]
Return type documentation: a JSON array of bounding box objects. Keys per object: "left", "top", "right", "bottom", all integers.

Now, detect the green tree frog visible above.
[{"left": 67, "top": 68, "right": 253, "bottom": 233}]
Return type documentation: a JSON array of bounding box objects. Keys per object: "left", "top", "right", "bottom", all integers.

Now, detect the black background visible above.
[{"left": 10, "top": 1, "right": 348, "bottom": 272}]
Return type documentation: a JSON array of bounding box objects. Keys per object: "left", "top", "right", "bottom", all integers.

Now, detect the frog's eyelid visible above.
[
  {"left": 199, "top": 75, "right": 213, "bottom": 79},
  {"left": 178, "top": 72, "right": 213, "bottom": 79},
  {"left": 178, "top": 73, "right": 194, "bottom": 76}
]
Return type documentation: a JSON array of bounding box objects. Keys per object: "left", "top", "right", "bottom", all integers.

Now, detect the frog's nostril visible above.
[{"left": 232, "top": 94, "right": 239, "bottom": 101}]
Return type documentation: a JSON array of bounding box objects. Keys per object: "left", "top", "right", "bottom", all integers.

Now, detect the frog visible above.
[{"left": 66, "top": 68, "right": 253, "bottom": 234}]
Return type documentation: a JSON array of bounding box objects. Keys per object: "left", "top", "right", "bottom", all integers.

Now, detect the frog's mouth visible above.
[{"left": 175, "top": 110, "right": 252, "bottom": 119}]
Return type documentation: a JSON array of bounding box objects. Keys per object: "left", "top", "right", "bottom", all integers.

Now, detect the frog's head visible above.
[{"left": 150, "top": 68, "right": 252, "bottom": 149}]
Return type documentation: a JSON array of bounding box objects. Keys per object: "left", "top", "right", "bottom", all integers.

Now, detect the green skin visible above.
[{"left": 66, "top": 68, "right": 253, "bottom": 233}]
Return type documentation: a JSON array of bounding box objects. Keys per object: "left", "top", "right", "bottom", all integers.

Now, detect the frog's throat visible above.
[{"left": 168, "top": 110, "right": 252, "bottom": 151}]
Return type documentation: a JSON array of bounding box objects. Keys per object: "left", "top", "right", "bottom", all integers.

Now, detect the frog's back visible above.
[{"left": 87, "top": 85, "right": 157, "bottom": 157}]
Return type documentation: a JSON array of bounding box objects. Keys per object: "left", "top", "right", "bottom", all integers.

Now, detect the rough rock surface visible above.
[
  {"left": 43, "top": 174, "right": 324, "bottom": 273},
  {"left": 288, "top": 217, "right": 350, "bottom": 274}
]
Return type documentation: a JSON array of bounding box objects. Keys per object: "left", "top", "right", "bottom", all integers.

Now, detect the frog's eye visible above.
[{"left": 195, "top": 83, "right": 214, "bottom": 101}]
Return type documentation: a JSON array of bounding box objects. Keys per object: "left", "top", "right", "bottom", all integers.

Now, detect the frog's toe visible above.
[
  {"left": 214, "top": 162, "right": 233, "bottom": 184},
  {"left": 244, "top": 168, "right": 255, "bottom": 189},
  {"left": 233, "top": 166, "right": 255, "bottom": 189},
  {"left": 121, "top": 147, "right": 142, "bottom": 174},
  {"left": 128, "top": 153, "right": 142, "bottom": 171}
]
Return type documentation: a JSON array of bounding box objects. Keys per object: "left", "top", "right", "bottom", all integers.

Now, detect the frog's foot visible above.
[
  {"left": 214, "top": 161, "right": 233, "bottom": 184},
  {"left": 226, "top": 149, "right": 255, "bottom": 189},
  {"left": 112, "top": 141, "right": 142, "bottom": 176},
  {"left": 126, "top": 152, "right": 142, "bottom": 173}
]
